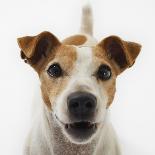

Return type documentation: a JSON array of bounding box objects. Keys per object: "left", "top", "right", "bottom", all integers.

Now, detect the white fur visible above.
[{"left": 24, "top": 100, "right": 121, "bottom": 155}]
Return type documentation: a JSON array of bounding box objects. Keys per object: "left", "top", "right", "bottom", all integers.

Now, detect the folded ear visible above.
[
  {"left": 17, "top": 31, "right": 60, "bottom": 66},
  {"left": 98, "top": 36, "right": 141, "bottom": 74}
]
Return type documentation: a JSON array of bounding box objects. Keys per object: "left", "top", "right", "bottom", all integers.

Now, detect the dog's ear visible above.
[
  {"left": 17, "top": 31, "right": 60, "bottom": 67},
  {"left": 98, "top": 36, "right": 141, "bottom": 74}
]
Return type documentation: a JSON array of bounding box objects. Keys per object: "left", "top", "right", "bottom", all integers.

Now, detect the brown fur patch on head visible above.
[
  {"left": 17, "top": 31, "right": 78, "bottom": 110},
  {"left": 62, "top": 35, "right": 87, "bottom": 46},
  {"left": 39, "top": 45, "right": 77, "bottom": 109},
  {"left": 92, "top": 46, "right": 117, "bottom": 107},
  {"left": 17, "top": 31, "right": 61, "bottom": 72},
  {"left": 98, "top": 36, "right": 141, "bottom": 74},
  {"left": 93, "top": 35, "right": 141, "bottom": 107},
  {"left": 93, "top": 46, "right": 120, "bottom": 75}
]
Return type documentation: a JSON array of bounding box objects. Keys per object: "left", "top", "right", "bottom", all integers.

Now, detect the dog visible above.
[{"left": 17, "top": 3, "right": 141, "bottom": 155}]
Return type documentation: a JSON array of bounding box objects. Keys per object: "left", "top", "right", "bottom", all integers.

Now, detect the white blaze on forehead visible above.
[
  {"left": 75, "top": 46, "right": 93, "bottom": 76},
  {"left": 70, "top": 46, "right": 96, "bottom": 93}
]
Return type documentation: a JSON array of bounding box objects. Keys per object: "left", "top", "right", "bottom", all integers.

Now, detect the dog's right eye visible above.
[{"left": 47, "top": 63, "right": 63, "bottom": 78}]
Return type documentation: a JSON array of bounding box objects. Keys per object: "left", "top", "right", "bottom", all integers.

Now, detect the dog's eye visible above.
[
  {"left": 97, "top": 65, "right": 111, "bottom": 80},
  {"left": 47, "top": 63, "right": 62, "bottom": 78}
]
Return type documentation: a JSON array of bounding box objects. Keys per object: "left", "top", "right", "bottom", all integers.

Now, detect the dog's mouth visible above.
[
  {"left": 65, "top": 121, "right": 97, "bottom": 141},
  {"left": 65, "top": 121, "right": 97, "bottom": 130},
  {"left": 55, "top": 115, "right": 98, "bottom": 142}
]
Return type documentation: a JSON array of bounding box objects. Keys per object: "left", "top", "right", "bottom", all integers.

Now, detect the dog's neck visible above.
[{"left": 43, "top": 107, "right": 99, "bottom": 155}]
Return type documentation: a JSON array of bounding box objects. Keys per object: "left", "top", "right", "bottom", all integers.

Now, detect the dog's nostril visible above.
[
  {"left": 71, "top": 101, "right": 79, "bottom": 109},
  {"left": 85, "top": 101, "right": 93, "bottom": 109}
]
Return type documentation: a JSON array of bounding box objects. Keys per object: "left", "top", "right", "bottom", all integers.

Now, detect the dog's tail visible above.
[{"left": 80, "top": 1, "right": 93, "bottom": 36}]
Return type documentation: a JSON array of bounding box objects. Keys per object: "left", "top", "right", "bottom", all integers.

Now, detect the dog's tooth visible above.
[
  {"left": 65, "top": 124, "right": 69, "bottom": 129},
  {"left": 95, "top": 124, "right": 97, "bottom": 129}
]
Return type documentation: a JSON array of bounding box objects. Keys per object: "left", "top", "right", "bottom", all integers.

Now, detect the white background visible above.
[{"left": 0, "top": 0, "right": 155, "bottom": 154}]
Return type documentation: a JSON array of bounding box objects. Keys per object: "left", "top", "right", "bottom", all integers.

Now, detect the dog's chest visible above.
[
  {"left": 49, "top": 118, "right": 97, "bottom": 155},
  {"left": 53, "top": 142, "right": 96, "bottom": 155}
]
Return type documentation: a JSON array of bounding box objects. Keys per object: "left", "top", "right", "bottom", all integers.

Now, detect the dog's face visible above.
[{"left": 18, "top": 32, "right": 141, "bottom": 144}]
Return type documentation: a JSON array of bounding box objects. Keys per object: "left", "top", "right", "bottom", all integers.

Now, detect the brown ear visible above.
[
  {"left": 98, "top": 36, "right": 141, "bottom": 74},
  {"left": 17, "top": 31, "right": 60, "bottom": 66}
]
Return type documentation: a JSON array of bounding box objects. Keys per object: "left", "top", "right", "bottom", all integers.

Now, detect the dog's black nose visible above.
[{"left": 67, "top": 92, "right": 97, "bottom": 121}]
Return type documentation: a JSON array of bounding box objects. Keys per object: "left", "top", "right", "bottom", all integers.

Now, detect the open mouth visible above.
[
  {"left": 55, "top": 115, "right": 98, "bottom": 142},
  {"left": 65, "top": 121, "right": 97, "bottom": 130},
  {"left": 64, "top": 121, "right": 97, "bottom": 142}
]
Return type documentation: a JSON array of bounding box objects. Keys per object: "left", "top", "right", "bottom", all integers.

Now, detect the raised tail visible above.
[{"left": 80, "top": 2, "right": 93, "bottom": 36}]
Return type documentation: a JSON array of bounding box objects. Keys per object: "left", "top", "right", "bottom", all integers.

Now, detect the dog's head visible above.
[{"left": 18, "top": 31, "right": 141, "bottom": 144}]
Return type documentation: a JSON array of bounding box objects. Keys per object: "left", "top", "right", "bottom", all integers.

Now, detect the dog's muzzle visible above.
[{"left": 63, "top": 92, "right": 98, "bottom": 141}]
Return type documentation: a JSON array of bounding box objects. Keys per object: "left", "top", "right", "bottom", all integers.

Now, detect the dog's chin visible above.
[{"left": 55, "top": 115, "right": 98, "bottom": 144}]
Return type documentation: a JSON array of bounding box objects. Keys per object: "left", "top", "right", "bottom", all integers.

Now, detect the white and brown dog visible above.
[{"left": 17, "top": 3, "right": 141, "bottom": 155}]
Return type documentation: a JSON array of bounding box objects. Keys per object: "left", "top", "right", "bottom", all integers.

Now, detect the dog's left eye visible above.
[
  {"left": 96, "top": 65, "right": 112, "bottom": 80},
  {"left": 47, "top": 63, "right": 63, "bottom": 78}
]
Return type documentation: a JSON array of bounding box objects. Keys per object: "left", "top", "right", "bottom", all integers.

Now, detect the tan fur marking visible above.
[
  {"left": 62, "top": 35, "right": 87, "bottom": 46},
  {"left": 39, "top": 45, "right": 77, "bottom": 109},
  {"left": 98, "top": 36, "right": 141, "bottom": 74},
  {"left": 92, "top": 47, "right": 117, "bottom": 107},
  {"left": 18, "top": 31, "right": 61, "bottom": 67},
  {"left": 93, "top": 46, "right": 120, "bottom": 75}
]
